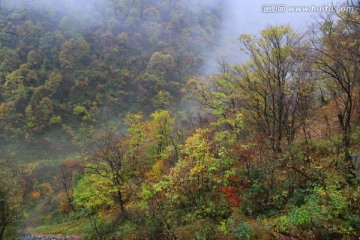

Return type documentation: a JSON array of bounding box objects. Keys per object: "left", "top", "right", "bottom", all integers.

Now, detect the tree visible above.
[
  {"left": 84, "top": 131, "right": 137, "bottom": 216},
  {"left": 0, "top": 47, "right": 20, "bottom": 74},
  {"left": 152, "top": 90, "right": 172, "bottom": 109},
  {"left": 45, "top": 70, "right": 63, "bottom": 95},
  {"left": 59, "top": 36, "right": 89, "bottom": 69},
  {"left": 0, "top": 160, "right": 24, "bottom": 240},
  {"left": 27, "top": 50, "right": 42, "bottom": 68},
  {"left": 189, "top": 26, "right": 313, "bottom": 155},
  {"left": 125, "top": 110, "right": 177, "bottom": 168},
  {"left": 187, "top": 57, "right": 244, "bottom": 143},
  {"left": 148, "top": 52, "right": 176, "bottom": 75},
  {"left": 73, "top": 172, "right": 116, "bottom": 239},
  {"left": 117, "top": 32, "right": 129, "bottom": 47},
  {"left": 166, "top": 129, "right": 231, "bottom": 218},
  {"left": 149, "top": 110, "right": 175, "bottom": 161},
  {"left": 237, "top": 26, "right": 313, "bottom": 154},
  {"left": 0, "top": 1, "right": 26, "bottom": 36},
  {"left": 147, "top": 51, "right": 176, "bottom": 94},
  {"left": 34, "top": 97, "right": 54, "bottom": 126},
  {"left": 311, "top": 8, "right": 360, "bottom": 174},
  {"left": 57, "top": 158, "right": 83, "bottom": 213}
]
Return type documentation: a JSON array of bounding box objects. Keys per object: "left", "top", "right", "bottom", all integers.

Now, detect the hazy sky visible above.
[
  {"left": 203, "top": 0, "right": 346, "bottom": 73},
  {"left": 225, "top": 0, "right": 345, "bottom": 33}
]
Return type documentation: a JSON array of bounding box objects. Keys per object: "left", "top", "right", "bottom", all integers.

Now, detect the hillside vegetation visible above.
[
  {"left": 0, "top": 0, "right": 222, "bottom": 159},
  {"left": 1, "top": 1, "right": 360, "bottom": 240}
]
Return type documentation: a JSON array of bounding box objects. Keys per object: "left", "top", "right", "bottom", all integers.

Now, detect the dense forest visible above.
[
  {"left": 1, "top": 0, "right": 360, "bottom": 239},
  {"left": 0, "top": 0, "right": 222, "bottom": 159}
]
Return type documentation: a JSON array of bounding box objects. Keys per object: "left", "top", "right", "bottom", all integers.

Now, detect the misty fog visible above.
[
  {"left": 1, "top": 0, "right": 359, "bottom": 239},
  {"left": 204, "top": 0, "right": 346, "bottom": 74}
]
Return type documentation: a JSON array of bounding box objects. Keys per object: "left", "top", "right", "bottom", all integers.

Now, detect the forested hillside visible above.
[
  {"left": 0, "top": 0, "right": 222, "bottom": 159},
  {"left": 1, "top": 1, "right": 360, "bottom": 240}
]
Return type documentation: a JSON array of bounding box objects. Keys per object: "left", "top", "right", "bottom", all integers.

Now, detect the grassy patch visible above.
[{"left": 31, "top": 218, "right": 86, "bottom": 236}]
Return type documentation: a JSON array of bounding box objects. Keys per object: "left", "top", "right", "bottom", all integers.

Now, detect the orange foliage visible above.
[
  {"left": 31, "top": 190, "right": 41, "bottom": 199},
  {"left": 145, "top": 159, "right": 165, "bottom": 182},
  {"left": 39, "top": 182, "right": 54, "bottom": 196},
  {"left": 0, "top": 103, "right": 6, "bottom": 119},
  {"left": 220, "top": 186, "right": 240, "bottom": 207}
]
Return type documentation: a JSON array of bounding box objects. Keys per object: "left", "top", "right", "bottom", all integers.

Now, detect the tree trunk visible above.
[
  {"left": 89, "top": 216, "right": 101, "bottom": 239},
  {"left": 116, "top": 189, "right": 127, "bottom": 217},
  {"left": 0, "top": 225, "right": 5, "bottom": 240},
  {"left": 338, "top": 114, "right": 355, "bottom": 177},
  {"left": 343, "top": 131, "right": 355, "bottom": 177}
]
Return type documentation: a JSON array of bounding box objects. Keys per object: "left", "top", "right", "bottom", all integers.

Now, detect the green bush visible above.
[
  {"left": 242, "top": 178, "right": 280, "bottom": 217},
  {"left": 274, "top": 178, "right": 359, "bottom": 238},
  {"left": 232, "top": 222, "right": 253, "bottom": 240},
  {"left": 114, "top": 222, "right": 137, "bottom": 239}
]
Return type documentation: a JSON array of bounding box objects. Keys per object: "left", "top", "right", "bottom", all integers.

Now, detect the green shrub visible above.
[
  {"left": 232, "top": 222, "right": 253, "bottom": 240},
  {"left": 114, "top": 222, "right": 137, "bottom": 239},
  {"left": 274, "top": 178, "right": 359, "bottom": 238}
]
